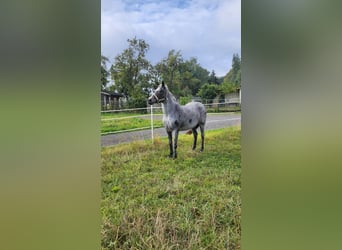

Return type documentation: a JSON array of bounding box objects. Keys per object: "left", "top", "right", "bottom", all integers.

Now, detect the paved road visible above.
[{"left": 101, "top": 113, "right": 241, "bottom": 147}]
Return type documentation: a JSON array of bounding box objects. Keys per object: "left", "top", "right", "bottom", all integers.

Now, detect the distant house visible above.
[
  {"left": 225, "top": 87, "right": 241, "bottom": 106},
  {"left": 101, "top": 91, "right": 125, "bottom": 110}
]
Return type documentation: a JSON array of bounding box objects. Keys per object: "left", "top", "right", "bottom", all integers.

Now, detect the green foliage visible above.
[
  {"left": 110, "top": 37, "right": 151, "bottom": 102},
  {"left": 101, "top": 127, "right": 241, "bottom": 249},
  {"left": 104, "top": 43, "right": 241, "bottom": 105},
  {"left": 179, "top": 57, "right": 209, "bottom": 96},
  {"left": 154, "top": 50, "right": 183, "bottom": 97},
  {"left": 220, "top": 81, "right": 238, "bottom": 94},
  {"left": 179, "top": 95, "right": 192, "bottom": 105},
  {"left": 208, "top": 70, "right": 219, "bottom": 85},
  {"left": 197, "top": 83, "right": 220, "bottom": 102},
  {"left": 101, "top": 55, "right": 110, "bottom": 90},
  {"left": 127, "top": 96, "right": 147, "bottom": 109},
  {"left": 155, "top": 52, "right": 210, "bottom": 98},
  {"left": 223, "top": 53, "right": 241, "bottom": 90}
]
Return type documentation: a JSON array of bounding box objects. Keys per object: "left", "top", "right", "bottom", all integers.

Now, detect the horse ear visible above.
[{"left": 162, "top": 81, "right": 165, "bottom": 87}]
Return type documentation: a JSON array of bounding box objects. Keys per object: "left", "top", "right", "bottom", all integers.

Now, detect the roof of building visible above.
[{"left": 101, "top": 91, "right": 125, "bottom": 98}]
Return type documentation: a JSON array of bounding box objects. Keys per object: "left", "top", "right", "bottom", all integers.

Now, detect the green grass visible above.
[
  {"left": 101, "top": 111, "right": 163, "bottom": 119},
  {"left": 101, "top": 111, "right": 240, "bottom": 134},
  {"left": 101, "top": 126, "right": 241, "bottom": 249},
  {"left": 101, "top": 117, "right": 163, "bottom": 134},
  {"left": 101, "top": 112, "right": 164, "bottom": 134}
]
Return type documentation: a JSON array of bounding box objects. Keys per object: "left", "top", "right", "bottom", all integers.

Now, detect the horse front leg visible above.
[
  {"left": 167, "top": 130, "right": 173, "bottom": 157},
  {"left": 173, "top": 129, "right": 179, "bottom": 159}
]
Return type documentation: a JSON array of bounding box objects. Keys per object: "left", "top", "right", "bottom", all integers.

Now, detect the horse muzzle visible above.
[{"left": 148, "top": 96, "right": 155, "bottom": 105}]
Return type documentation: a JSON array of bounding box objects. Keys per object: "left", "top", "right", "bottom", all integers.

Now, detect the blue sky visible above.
[{"left": 101, "top": 0, "right": 240, "bottom": 77}]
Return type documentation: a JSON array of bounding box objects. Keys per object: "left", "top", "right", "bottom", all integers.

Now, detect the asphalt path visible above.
[{"left": 101, "top": 113, "right": 241, "bottom": 147}]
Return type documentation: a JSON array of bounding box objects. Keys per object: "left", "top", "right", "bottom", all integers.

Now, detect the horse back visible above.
[{"left": 183, "top": 102, "right": 206, "bottom": 124}]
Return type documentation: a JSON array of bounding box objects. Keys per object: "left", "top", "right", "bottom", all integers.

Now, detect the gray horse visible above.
[{"left": 148, "top": 81, "right": 206, "bottom": 159}]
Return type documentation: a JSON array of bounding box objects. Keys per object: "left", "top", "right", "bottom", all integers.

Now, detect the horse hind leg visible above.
[
  {"left": 173, "top": 129, "right": 179, "bottom": 159},
  {"left": 199, "top": 124, "right": 205, "bottom": 152},
  {"left": 192, "top": 128, "right": 198, "bottom": 150}
]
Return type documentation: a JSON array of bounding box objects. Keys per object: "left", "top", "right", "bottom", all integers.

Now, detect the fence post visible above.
[{"left": 151, "top": 105, "right": 154, "bottom": 143}]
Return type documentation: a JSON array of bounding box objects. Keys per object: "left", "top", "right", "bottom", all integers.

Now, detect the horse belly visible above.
[
  {"left": 163, "top": 116, "right": 198, "bottom": 131},
  {"left": 180, "top": 117, "right": 199, "bottom": 131}
]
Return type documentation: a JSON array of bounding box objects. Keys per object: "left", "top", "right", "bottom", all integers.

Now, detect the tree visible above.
[
  {"left": 155, "top": 54, "right": 210, "bottom": 98},
  {"left": 147, "top": 65, "right": 162, "bottom": 89},
  {"left": 155, "top": 50, "right": 183, "bottom": 97},
  {"left": 220, "top": 81, "right": 237, "bottom": 94},
  {"left": 197, "top": 83, "right": 219, "bottom": 102},
  {"left": 208, "top": 70, "right": 219, "bottom": 85},
  {"left": 110, "top": 37, "right": 151, "bottom": 100},
  {"left": 101, "top": 55, "right": 110, "bottom": 90},
  {"left": 179, "top": 57, "right": 209, "bottom": 96},
  {"left": 224, "top": 53, "right": 241, "bottom": 86},
  {"left": 222, "top": 53, "right": 241, "bottom": 94}
]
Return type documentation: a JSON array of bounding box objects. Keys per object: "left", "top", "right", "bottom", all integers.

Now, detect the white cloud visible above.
[{"left": 101, "top": 0, "right": 240, "bottom": 76}]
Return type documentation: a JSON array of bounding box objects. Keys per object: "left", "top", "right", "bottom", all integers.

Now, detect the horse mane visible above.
[{"left": 165, "top": 85, "right": 177, "bottom": 102}]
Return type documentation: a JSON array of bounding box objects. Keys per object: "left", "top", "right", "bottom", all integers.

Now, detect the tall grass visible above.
[{"left": 101, "top": 126, "right": 241, "bottom": 249}]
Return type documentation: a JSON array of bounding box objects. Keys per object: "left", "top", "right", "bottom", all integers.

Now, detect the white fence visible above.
[
  {"left": 101, "top": 105, "right": 162, "bottom": 135},
  {"left": 101, "top": 101, "right": 241, "bottom": 142}
]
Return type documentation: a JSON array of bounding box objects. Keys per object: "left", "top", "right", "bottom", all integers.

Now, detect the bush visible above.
[
  {"left": 197, "top": 84, "right": 220, "bottom": 102},
  {"left": 179, "top": 96, "right": 192, "bottom": 105},
  {"left": 127, "top": 97, "right": 147, "bottom": 111}
]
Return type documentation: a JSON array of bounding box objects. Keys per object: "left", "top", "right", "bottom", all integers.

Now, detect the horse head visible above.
[{"left": 148, "top": 81, "right": 167, "bottom": 105}]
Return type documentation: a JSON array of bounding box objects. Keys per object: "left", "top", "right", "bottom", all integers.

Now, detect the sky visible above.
[{"left": 101, "top": 0, "right": 240, "bottom": 77}]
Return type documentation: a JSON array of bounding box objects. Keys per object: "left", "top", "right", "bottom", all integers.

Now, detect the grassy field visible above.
[
  {"left": 101, "top": 111, "right": 162, "bottom": 119},
  {"left": 101, "top": 117, "right": 163, "bottom": 134},
  {"left": 101, "top": 112, "right": 164, "bottom": 134},
  {"left": 101, "top": 110, "right": 240, "bottom": 134},
  {"left": 101, "top": 126, "right": 241, "bottom": 249}
]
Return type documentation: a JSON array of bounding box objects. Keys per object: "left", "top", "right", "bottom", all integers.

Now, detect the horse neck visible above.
[{"left": 162, "top": 91, "right": 180, "bottom": 116}]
